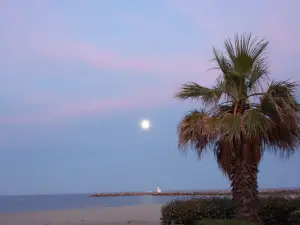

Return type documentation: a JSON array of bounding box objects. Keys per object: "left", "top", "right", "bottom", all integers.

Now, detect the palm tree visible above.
[{"left": 175, "top": 33, "right": 300, "bottom": 223}]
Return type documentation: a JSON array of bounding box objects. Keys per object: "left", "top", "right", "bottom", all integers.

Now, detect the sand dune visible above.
[{"left": 0, "top": 204, "right": 162, "bottom": 225}]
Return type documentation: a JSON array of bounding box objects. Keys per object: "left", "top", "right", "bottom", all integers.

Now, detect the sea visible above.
[
  {"left": 1, "top": 193, "right": 298, "bottom": 213},
  {"left": 0, "top": 194, "right": 189, "bottom": 213}
]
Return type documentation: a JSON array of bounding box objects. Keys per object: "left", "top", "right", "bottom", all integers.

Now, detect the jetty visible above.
[{"left": 90, "top": 188, "right": 300, "bottom": 197}]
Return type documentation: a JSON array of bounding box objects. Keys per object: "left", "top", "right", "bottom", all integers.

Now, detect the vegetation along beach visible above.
[{"left": 174, "top": 33, "right": 300, "bottom": 223}]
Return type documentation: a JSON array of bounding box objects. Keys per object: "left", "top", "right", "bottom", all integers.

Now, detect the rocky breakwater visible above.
[
  {"left": 90, "top": 188, "right": 300, "bottom": 197},
  {"left": 90, "top": 190, "right": 231, "bottom": 197}
]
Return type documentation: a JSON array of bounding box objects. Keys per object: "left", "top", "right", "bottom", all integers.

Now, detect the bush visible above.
[
  {"left": 160, "top": 197, "right": 234, "bottom": 225},
  {"left": 289, "top": 209, "right": 300, "bottom": 225},
  {"left": 259, "top": 197, "right": 300, "bottom": 224},
  {"left": 160, "top": 196, "right": 300, "bottom": 225},
  {"left": 196, "top": 219, "right": 255, "bottom": 225}
]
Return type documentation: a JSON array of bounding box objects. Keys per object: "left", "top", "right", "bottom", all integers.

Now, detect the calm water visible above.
[
  {"left": 0, "top": 194, "right": 188, "bottom": 213},
  {"left": 1, "top": 194, "right": 298, "bottom": 213}
]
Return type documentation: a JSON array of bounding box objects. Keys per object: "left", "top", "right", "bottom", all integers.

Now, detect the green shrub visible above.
[
  {"left": 197, "top": 219, "right": 255, "bottom": 225},
  {"left": 289, "top": 209, "right": 300, "bottom": 225},
  {"left": 160, "top": 196, "right": 300, "bottom": 225},
  {"left": 160, "top": 197, "right": 234, "bottom": 225},
  {"left": 260, "top": 197, "right": 300, "bottom": 225}
]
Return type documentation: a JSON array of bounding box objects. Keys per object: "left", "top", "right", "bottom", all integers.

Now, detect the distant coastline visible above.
[{"left": 90, "top": 188, "right": 300, "bottom": 197}]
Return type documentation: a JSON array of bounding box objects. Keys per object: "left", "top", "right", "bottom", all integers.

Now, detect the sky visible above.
[{"left": 0, "top": 0, "right": 300, "bottom": 195}]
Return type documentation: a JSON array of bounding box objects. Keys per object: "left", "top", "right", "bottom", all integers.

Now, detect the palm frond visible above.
[
  {"left": 215, "top": 79, "right": 239, "bottom": 102},
  {"left": 216, "top": 113, "right": 265, "bottom": 166},
  {"left": 221, "top": 33, "right": 269, "bottom": 100},
  {"left": 175, "top": 82, "right": 222, "bottom": 106},
  {"left": 209, "top": 103, "right": 234, "bottom": 117},
  {"left": 220, "top": 114, "right": 243, "bottom": 141},
  {"left": 259, "top": 80, "right": 300, "bottom": 156},
  {"left": 261, "top": 80, "right": 300, "bottom": 126},
  {"left": 213, "top": 34, "right": 269, "bottom": 103},
  {"left": 177, "top": 110, "right": 218, "bottom": 157},
  {"left": 212, "top": 48, "right": 233, "bottom": 75},
  {"left": 247, "top": 58, "right": 269, "bottom": 93},
  {"left": 266, "top": 80, "right": 299, "bottom": 108},
  {"left": 243, "top": 109, "right": 273, "bottom": 140},
  {"left": 224, "top": 33, "right": 268, "bottom": 70},
  {"left": 264, "top": 114, "right": 300, "bottom": 158},
  {"left": 212, "top": 34, "right": 269, "bottom": 101},
  {"left": 215, "top": 136, "right": 263, "bottom": 178}
]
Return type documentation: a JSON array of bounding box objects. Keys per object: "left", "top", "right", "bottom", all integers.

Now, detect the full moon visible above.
[{"left": 140, "top": 119, "right": 151, "bottom": 130}]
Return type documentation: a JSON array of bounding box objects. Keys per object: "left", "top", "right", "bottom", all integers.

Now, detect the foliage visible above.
[
  {"left": 160, "top": 197, "right": 300, "bottom": 225},
  {"left": 175, "top": 33, "right": 300, "bottom": 222},
  {"left": 197, "top": 219, "right": 255, "bottom": 225},
  {"left": 175, "top": 33, "right": 300, "bottom": 176},
  {"left": 289, "top": 209, "right": 300, "bottom": 225}
]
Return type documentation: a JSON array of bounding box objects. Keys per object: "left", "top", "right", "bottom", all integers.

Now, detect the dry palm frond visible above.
[{"left": 175, "top": 33, "right": 300, "bottom": 176}]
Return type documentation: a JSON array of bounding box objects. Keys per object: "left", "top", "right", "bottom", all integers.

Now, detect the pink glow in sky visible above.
[{"left": 1, "top": 0, "right": 300, "bottom": 125}]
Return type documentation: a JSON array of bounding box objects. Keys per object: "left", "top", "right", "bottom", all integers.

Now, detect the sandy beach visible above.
[{"left": 0, "top": 204, "right": 162, "bottom": 225}]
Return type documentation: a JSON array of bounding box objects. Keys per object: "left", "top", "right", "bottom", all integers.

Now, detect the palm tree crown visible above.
[{"left": 176, "top": 34, "right": 300, "bottom": 176}]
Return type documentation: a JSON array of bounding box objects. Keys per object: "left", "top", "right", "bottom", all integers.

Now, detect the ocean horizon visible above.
[
  {"left": 0, "top": 194, "right": 188, "bottom": 213},
  {"left": 1, "top": 187, "right": 299, "bottom": 213}
]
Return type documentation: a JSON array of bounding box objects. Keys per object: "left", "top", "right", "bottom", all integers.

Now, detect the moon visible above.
[{"left": 140, "top": 119, "right": 151, "bottom": 130}]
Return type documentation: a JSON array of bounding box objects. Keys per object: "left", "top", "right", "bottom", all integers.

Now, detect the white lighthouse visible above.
[{"left": 156, "top": 185, "right": 162, "bottom": 193}]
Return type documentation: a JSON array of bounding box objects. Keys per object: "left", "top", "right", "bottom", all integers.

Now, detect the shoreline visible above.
[
  {"left": 90, "top": 188, "right": 300, "bottom": 197},
  {"left": 0, "top": 204, "right": 163, "bottom": 225}
]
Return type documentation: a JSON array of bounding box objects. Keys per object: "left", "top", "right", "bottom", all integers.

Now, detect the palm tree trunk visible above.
[{"left": 231, "top": 159, "right": 260, "bottom": 223}]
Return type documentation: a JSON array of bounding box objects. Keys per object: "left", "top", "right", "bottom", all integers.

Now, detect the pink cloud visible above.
[
  {"left": 0, "top": 90, "right": 177, "bottom": 125},
  {"left": 0, "top": 2, "right": 209, "bottom": 76},
  {"left": 29, "top": 35, "right": 209, "bottom": 75}
]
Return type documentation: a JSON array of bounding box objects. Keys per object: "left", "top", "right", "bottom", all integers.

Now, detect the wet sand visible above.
[{"left": 0, "top": 204, "right": 162, "bottom": 225}]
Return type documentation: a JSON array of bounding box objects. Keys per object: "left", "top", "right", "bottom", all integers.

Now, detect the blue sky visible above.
[{"left": 0, "top": 0, "right": 300, "bottom": 195}]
